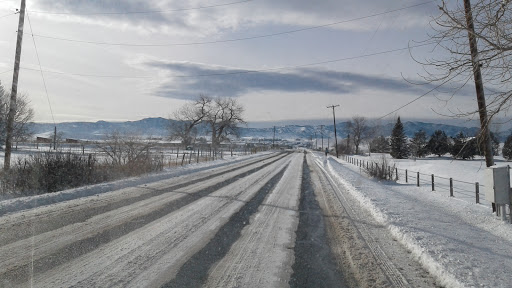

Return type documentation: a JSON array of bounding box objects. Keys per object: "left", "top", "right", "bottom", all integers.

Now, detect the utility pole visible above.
[
  {"left": 327, "top": 105, "right": 340, "bottom": 158},
  {"left": 5, "top": 0, "right": 26, "bottom": 171},
  {"left": 314, "top": 131, "right": 317, "bottom": 149},
  {"left": 320, "top": 125, "right": 324, "bottom": 150},
  {"left": 53, "top": 126, "right": 57, "bottom": 150},
  {"left": 272, "top": 126, "right": 276, "bottom": 149},
  {"left": 463, "top": 0, "right": 493, "bottom": 168}
]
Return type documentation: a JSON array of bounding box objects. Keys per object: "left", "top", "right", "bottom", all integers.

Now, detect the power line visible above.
[
  {"left": 26, "top": 10, "right": 55, "bottom": 125},
  {"left": 28, "top": 0, "right": 254, "bottom": 15},
  {"left": 0, "top": 11, "right": 16, "bottom": 18},
  {"left": 31, "top": 1, "right": 435, "bottom": 47},
  {"left": 19, "top": 41, "right": 435, "bottom": 79},
  {"left": 377, "top": 76, "right": 457, "bottom": 120},
  {"left": 0, "top": 69, "right": 13, "bottom": 75}
]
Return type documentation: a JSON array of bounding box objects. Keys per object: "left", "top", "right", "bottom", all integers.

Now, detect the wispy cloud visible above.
[
  {"left": 143, "top": 61, "right": 434, "bottom": 100},
  {"left": 29, "top": 0, "right": 437, "bottom": 35}
]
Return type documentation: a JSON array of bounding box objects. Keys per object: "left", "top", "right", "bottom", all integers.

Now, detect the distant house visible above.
[
  {"left": 36, "top": 137, "right": 52, "bottom": 143},
  {"left": 65, "top": 139, "right": 80, "bottom": 144}
]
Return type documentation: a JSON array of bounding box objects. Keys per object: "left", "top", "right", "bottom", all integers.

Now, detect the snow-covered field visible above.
[
  {"left": 316, "top": 152, "right": 512, "bottom": 288},
  {"left": 348, "top": 152, "right": 511, "bottom": 185},
  {"left": 345, "top": 153, "right": 512, "bottom": 205}
]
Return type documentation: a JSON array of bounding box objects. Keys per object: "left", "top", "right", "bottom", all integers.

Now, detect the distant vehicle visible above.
[{"left": 186, "top": 146, "right": 194, "bottom": 150}]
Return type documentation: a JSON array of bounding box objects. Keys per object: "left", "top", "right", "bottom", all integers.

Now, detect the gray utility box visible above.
[{"left": 485, "top": 166, "right": 511, "bottom": 204}]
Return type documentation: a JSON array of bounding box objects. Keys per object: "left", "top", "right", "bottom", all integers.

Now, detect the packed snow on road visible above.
[{"left": 1, "top": 150, "right": 511, "bottom": 287}]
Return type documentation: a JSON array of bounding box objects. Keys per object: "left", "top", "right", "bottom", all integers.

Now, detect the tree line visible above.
[{"left": 339, "top": 115, "right": 512, "bottom": 161}]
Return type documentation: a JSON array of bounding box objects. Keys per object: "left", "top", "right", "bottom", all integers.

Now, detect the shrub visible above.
[
  {"left": 1, "top": 151, "right": 163, "bottom": 196},
  {"left": 364, "top": 155, "right": 396, "bottom": 181}
]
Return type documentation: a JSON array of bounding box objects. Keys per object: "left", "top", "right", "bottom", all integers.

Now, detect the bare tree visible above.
[
  {"left": 422, "top": 1, "right": 512, "bottom": 115},
  {"left": 169, "top": 95, "right": 245, "bottom": 148},
  {"left": 207, "top": 97, "right": 245, "bottom": 147},
  {"left": 417, "top": 0, "right": 512, "bottom": 165},
  {"left": 168, "top": 95, "right": 211, "bottom": 146},
  {"left": 0, "top": 82, "right": 34, "bottom": 148},
  {"left": 347, "top": 116, "right": 370, "bottom": 155},
  {"left": 11, "top": 93, "right": 34, "bottom": 144},
  {"left": 98, "top": 131, "right": 155, "bottom": 169}
]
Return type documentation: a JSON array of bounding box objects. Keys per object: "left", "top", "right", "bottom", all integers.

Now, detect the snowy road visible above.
[{"left": 0, "top": 151, "right": 439, "bottom": 287}]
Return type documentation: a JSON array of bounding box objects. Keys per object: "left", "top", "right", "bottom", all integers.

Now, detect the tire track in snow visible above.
[
  {"left": 202, "top": 153, "right": 303, "bottom": 288},
  {"left": 33, "top": 152, "right": 295, "bottom": 288},
  {"left": 161, "top": 161, "right": 289, "bottom": 288},
  {"left": 313, "top": 157, "right": 409, "bottom": 288}
]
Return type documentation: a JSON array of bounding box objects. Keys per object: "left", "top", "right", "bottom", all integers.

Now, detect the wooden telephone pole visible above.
[
  {"left": 5, "top": 0, "right": 26, "bottom": 170},
  {"left": 463, "top": 0, "right": 493, "bottom": 168},
  {"left": 272, "top": 126, "right": 276, "bottom": 148},
  {"left": 327, "top": 105, "right": 340, "bottom": 158},
  {"left": 320, "top": 125, "right": 324, "bottom": 150}
]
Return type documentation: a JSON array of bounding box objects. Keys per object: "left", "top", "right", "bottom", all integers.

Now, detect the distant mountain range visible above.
[{"left": 31, "top": 117, "right": 493, "bottom": 141}]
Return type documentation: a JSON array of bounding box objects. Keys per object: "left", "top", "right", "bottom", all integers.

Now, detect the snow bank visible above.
[
  {"left": 322, "top": 158, "right": 463, "bottom": 288},
  {"left": 316, "top": 153, "right": 512, "bottom": 288}
]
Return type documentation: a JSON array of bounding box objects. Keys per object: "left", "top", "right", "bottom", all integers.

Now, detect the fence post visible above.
[
  {"left": 395, "top": 168, "right": 398, "bottom": 181},
  {"left": 475, "top": 182, "right": 479, "bottom": 204},
  {"left": 431, "top": 174, "right": 435, "bottom": 191},
  {"left": 450, "top": 178, "right": 453, "bottom": 197},
  {"left": 197, "top": 149, "right": 200, "bottom": 163},
  {"left": 417, "top": 172, "right": 420, "bottom": 187},
  {"left": 189, "top": 152, "right": 192, "bottom": 164},
  {"left": 405, "top": 169, "right": 408, "bottom": 183},
  {"left": 181, "top": 153, "right": 186, "bottom": 166},
  {"left": 388, "top": 166, "right": 391, "bottom": 180}
]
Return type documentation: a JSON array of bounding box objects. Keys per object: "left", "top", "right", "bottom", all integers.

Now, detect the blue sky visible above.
[{"left": 0, "top": 0, "right": 482, "bottom": 124}]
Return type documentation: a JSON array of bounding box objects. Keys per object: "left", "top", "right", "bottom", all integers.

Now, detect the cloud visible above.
[
  {"left": 30, "top": 0, "right": 437, "bottom": 35},
  {"left": 143, "top": 61, "right": 435, "bottom": 100}
]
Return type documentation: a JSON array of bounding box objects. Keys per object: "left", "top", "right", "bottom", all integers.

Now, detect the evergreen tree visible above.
[
  {"left": 451, "top": 132, "right": 477, "bottom": 159},
  {"left": 427, "top": 130, "right": 451, "bottom": 157},
  {"left": 410, "top": 130, "right": 428, "bottom": 158},
  {"left": 390, "top": 117, "right": 409, "bottom": 159},
  {"left": 370, "top": 136, "right": 390, "bottom": 153},
  {"left": 503, "top": 134, "right": 512, "bottom": 160}
]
